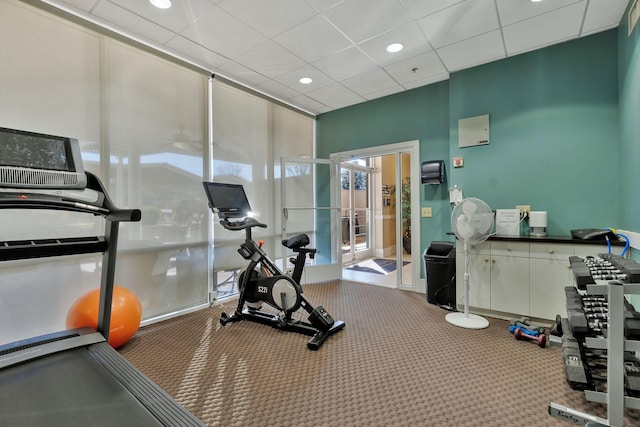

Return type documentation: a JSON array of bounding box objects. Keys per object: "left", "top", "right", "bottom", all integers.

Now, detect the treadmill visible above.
[{"left": 0, "top": 127, "right": 205, "bottom": 426}]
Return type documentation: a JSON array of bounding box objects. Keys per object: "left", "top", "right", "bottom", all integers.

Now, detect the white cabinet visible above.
[
  {"left": 455, "top": 242, "right": 491, "bottom": 310},
  {"left": 490, "top": 242, "right": 530, "bottom": 314},
  {"left": 529, "top": 242, "right": 574, "bottom": 320},
  {"left": 455, "top": 241, "right": 528, "bottom": 314},
  {"left": 455, "top": 239, "right": 627, "bottom": 320}
]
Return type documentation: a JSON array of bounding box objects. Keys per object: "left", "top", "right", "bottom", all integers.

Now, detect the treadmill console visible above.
[{"left": 0, "top": 126, "right": 87, "bottom": 189}]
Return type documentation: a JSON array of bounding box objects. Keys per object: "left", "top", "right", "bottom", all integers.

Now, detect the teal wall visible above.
[
  {"left": 619, "top": 1, "right": 640, "bottom": 263},
  {"left": 316, "top": 29, "right": 620, "bottom": 258},
  {"left": 449, "top": 30, "right": 618, "bottom": 236}
]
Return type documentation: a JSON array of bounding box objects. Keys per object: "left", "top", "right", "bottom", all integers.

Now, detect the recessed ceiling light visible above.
[
  {"left": 530, "top": 0, "right": 544, "bottom": 3},
  {"left": 386, "top": 43, "right": 404, "bottom": 53},
  {"left": 299, "top": 77, "right": 313, "bottom": 84},
  {"left": 150, "top": 0, "right": 172, "bottom": 9}
]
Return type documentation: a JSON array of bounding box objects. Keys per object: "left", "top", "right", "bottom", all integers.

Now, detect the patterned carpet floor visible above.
[{"left": 118, "top": 280, "right": 640, "bottom": 426}]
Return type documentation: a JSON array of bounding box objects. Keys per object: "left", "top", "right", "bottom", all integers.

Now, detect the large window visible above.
[
  {"left": 0, "top": 0, "right": 314, "bottom": 344},
  {"left": 210, "top": 80, "right": 314, "bottom": 297},
  {"left": 105, "top": 40, "right": 209, "bottom": 320},
  {"left": 0, "top": 0, "right": 209, "bottom": 344}
]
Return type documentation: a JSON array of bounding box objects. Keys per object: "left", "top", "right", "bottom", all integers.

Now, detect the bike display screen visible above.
[{"left": 202, "top": 182, "right": 252, "bottom": 217}]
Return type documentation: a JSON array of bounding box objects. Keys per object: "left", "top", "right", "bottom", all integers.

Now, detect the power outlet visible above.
[
  {"left": 421, "top": 207, "right": 432, "bottom": 218},
  {"left": 516, "top": 205, "right": 531, "bottom": 220}
]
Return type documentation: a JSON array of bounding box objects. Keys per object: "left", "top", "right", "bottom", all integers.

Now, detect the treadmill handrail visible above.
[
  {"left": 0, "top": 172, "right": 141, "bottom": 222},
  {"left": 0, "top": 236, "right": 108, "bottom": 261}
]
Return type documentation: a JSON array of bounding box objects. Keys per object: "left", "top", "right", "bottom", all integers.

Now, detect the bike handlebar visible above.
[{"left": 219, "top": 216, "right": 267, "bottom": 231}]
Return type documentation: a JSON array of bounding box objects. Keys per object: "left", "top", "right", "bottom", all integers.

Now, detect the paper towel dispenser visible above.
[{"left": 421, "top": 160, "right": 445, "bottom": 184}]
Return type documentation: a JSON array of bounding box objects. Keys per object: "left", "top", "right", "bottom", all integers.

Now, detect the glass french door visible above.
[
  {"left": 332, "top": 140, "right": 420, "bottom": 292},
  {"left": 340, "top": 160, "right": 373, "bottom": 264},
  {"left": 280, "top": 157, "right": 341, "bottom": 283}
]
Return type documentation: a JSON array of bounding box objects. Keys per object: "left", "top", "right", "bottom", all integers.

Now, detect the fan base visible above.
[{"left": 445, "top": 312, "right": 489, "bottom": 329}]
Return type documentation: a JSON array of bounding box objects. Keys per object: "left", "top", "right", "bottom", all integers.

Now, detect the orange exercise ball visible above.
[{"left": 66, "top": 286, "right": 142, "bottom": 349}]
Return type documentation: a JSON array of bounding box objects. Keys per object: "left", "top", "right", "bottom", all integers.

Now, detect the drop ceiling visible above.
[{"left": 42, "top": 0, "right": 628, "bottom": 116}]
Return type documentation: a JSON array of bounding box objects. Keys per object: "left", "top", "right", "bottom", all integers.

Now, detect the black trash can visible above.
[{"left": 423, "top": 241, "right": 456, "bottom": 310}]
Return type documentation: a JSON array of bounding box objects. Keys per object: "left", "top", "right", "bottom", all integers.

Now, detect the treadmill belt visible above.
[{"left": 0, "top": 347, "right": 163, "bottom": 427}]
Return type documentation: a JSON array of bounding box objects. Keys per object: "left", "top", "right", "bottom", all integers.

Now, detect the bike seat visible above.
[{"left": 282, "top": 233, "right": 310, "bottom": 250}]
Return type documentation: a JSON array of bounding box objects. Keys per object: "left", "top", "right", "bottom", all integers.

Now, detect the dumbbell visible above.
[
  {"left": 562, "top": 345, "right": 592, "bottom": 390},
  {"left": 568, "top": 309, "right": 640, "bottom": 339},
  {"left": 514, "top": 327, "right": 546, "bottom": 348},
  {"left": 550, "top": 314, "right": 563, "bottom": 337},
  {"left": 582, "top": 297, "right": 608, "bottom": 305},
  {"left": 567, "top": 310, "right": 609, "bottom": 338},
  {"left": 510, "top": 317, "right": 546, "bottom": 334},
  {"left": 509, "top": 316, "right": 529, "bottom": 326},
  {"left": 565, "top": 294, "right": 607, "bottom": 307},
  {"left": 509, "top": 317, "right": 531, "bottom": 331},
  {"left": 550, "top": 316, "right": 574, "bottom": 338},
  {"left": 567, "top": 309, "right": 603, "bottom": 337},
  {"left": 625, "top": 357, "right": 640, "bottom": 397},
  {"left": 599, "top": 253, "right": 640, "bottom": 282},
  {"left": 578, "top": 350, "right": 640, "bottom": 396},
  {"left": 509, "top": 325, "right": 540, "bottom": 336},
  {"left": 582, "top": 302, "right": 608, "bottom": 310}
]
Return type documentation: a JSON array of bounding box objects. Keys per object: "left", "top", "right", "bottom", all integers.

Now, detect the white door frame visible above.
[
  {"left": 280, "top": 156, "right": 342, "bottom": 283},
  {"left": 340, "top": 160, "right": 375, "bottom": 264},
  {"left": 330, "top": 140, "right": 421, "bottom": 292}
]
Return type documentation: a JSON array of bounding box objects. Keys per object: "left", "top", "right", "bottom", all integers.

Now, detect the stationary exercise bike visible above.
[{"left": 202, "top": 181, "right": 345, "bottom": 350}]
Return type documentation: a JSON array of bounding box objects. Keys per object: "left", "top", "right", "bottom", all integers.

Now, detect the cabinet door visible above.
[
  {"left": 456, "top": 243, "right": 491, "bottom": 310},
  {"left": 490, "top": 255, "right": 530, "bottom": 315},
  {"left": 529, "top": 242, "right": 574, "bottom": 320},
  {"left": 530, "top": 257, "right": 573, "bottom": 319}
]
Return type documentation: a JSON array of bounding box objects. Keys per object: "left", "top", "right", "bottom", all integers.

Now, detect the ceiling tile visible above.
[
  {"left": 401, "top": 72, "right": 448, "bottom": 90},
  {"left": 216, "top": 60, "right": 270, "bottom": 86},
  {"left": 312, "top": 46, "right": 378, "bottom": 80},
  {"left": 91, "top": 1, "right": 175, "bottom": 45},
  {"left": 305, "top": 0, "right": 346, "bottom": 13},
  {"left": 437, "top": 30, "right": 506, "bottom": 72},
  {"left": 341, "top": 68, "right": 400, "bottom": 97},
  {"left": 502, "top": 2, "right": 585, "bottom": 55},
  {"left": 582, "top": 0, "right": 628, "bottom": 35},
  {"left": 323, "top": 0, "right": 412, "bottom": 43},
  {"left": 165, "top": 35, "right": 229, "bottom": 68},
  {"left": 290, "top": 93, "right": 330, "bottom": 113},
  {"left": 306, "top": 82, "right": 362, "bottom": 108},
  {"left": 363, "top": 85, "right": 405, "bottom": 101},
  {"left": 181, "top": 6, "right": 266, "bottom": 59},
  {"left": 274, "top": 14, "right": 352, "bottom": 62},
  {"left": 42, "top": 0, "right": 630, "bottom": 115},
  {"left": 384, "top": 50, "right": 447, "bottom": 85},
  {"left": 358, "top": 22, "right": 432, "bottom": 66},
  {"left": 330, "top": 95, "right": 368, "bottom": 110},
  {"left": 257, "top": 79, "right": 303, "bottom": 100},
  {"left": 273, "top": 64, "right": 335, "bottom": 94},
  {"left": 496, "top": 0, "right": 583, "bottom": 27},
  {"left": 235, "top": 40, "right": 306, "bottom": 78},
  {"left": 417, "top": 0, "right": 499, "bottom": 49},
  {"left": 110, "top": 0, "right": 215, "bottom": 33},
  {"left": 219, "top": 0, "right": 317, "bottom": 38},
  {"left": 402, "top": 0, "right": 464, "bottom": 19},
  {"left": 55, "top": 0, "right": 99, "bottom": 12}
]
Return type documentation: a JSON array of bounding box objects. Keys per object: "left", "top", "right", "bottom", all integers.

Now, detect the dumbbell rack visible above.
[{"left": 549, "top": 278, "right": 640, "bottom": 426}]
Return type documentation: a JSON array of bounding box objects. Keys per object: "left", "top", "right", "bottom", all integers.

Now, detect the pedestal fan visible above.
[{"left": 446, "top": 197, "right": 494, "bottom": 329}]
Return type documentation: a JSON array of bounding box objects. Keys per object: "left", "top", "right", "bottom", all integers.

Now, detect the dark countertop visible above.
[{"left": 488, "top": 234, "right": 625, "bottom": 246}]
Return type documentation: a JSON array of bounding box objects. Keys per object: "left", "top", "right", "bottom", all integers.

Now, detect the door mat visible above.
[{"left": 346, "top": 258, "right": 410, "bottom": 275}]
